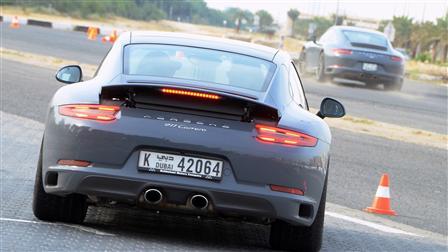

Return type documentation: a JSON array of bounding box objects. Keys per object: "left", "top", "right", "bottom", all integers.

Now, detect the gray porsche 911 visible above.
[
  {"left": 33, "top": 32, "right": 345, "bottom": 251},
  {"left": 299, "top": 26, "right": 405, "bottom": 91}
]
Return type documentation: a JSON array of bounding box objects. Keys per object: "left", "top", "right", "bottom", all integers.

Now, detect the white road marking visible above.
[
  {"left": 326, "top": 211, "right": 421, "bottom": 237},
  {"left": 0, "top": 217, "right": 115, "bottom": 236}
]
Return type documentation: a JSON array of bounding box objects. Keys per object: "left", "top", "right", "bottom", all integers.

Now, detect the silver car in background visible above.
[{"left": 299, "top": 26, "right": 405, "bottom": 91}]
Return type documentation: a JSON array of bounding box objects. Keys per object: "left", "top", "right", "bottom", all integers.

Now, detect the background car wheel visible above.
[
  {"left": 315, "top": 53, "right": 328, "bottom": 82},
  {"left": 33, "top": 143, "right": 88, "bottom": 224},
  {"left": 384, "top": 79, "right": 403, "bottom": 91},
  {"left": 298, "top": 51, "right": 308, "bottom": 76},
  {"left": 269, "top": 174, "right": 327, "bottom": 252}
]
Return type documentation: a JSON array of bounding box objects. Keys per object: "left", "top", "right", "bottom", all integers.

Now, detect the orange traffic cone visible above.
[
  {"left": 87, "top": 27, "right": 98, "bottom": 40},
  {"left": 10, "top": 16, "right": 20, "bottom": 29},
  {"left": 101, "top": 30, "right": 118, "bottom": 43},
  {"left": 364, "top": 174, "right": 397, "bottom": 216}
]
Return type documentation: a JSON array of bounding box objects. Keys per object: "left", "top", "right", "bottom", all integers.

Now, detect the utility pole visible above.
[
  {"left": 421, "top": 2, "right": 426, "bottom": 22},
  {"left": 334, "top": 0, "right": 340, "bottom": 25}
]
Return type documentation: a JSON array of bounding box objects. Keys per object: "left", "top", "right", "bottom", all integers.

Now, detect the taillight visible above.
[
  {"left": 332, "top": 48, "right": 352, "bottom": 55},
  {"left": 161, "top": 88, "right": 220, "bottom": 100},
  {"left": 59, "top": 104, "right": 120, "bottom": 121},
  {"left": 270, "top": 184, "right": 304, "bottom": 195},
  {"left": 58, "top": 160, "right": 91, "bottom": 167},
  {"left": 391, "top": 56, "right": 402, "bottom": 62},
  {"left": 255, "top": 124, "right": 317, "bottom": 147}
]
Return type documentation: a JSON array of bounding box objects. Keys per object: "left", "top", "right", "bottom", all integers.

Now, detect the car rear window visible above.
[
  {"left": 342, "top": 30, "right": 388, "bottom": 47},
  {"left": 124, "top": 44, "right": 276, "bottom": 92}
]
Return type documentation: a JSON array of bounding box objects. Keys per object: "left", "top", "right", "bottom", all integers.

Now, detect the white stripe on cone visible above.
[{"left": 375, "top": 185, "right": 390, "bottom": 198}]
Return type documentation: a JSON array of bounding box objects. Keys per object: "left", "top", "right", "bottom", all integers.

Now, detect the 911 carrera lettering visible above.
[
  {"left": 144, "top": 115, "right": 231, "bottom": 129},
  {"left": 163, "top": 123, "right": 207, "bottom": 132}
]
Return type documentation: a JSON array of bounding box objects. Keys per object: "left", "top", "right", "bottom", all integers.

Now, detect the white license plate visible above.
[
  {"left": 362, "top": 63, "right": 377, "bottom": 71},
  {"left": 138, "top": 151, "right": 223, "bottom": 180}
]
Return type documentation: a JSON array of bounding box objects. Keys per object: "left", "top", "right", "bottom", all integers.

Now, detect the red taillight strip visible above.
[
  {"left": 161, "top": 88, "right": 220, "bottom": 100},
  {"left": 57, "top": 160, "right": 91, "bottom": 167},
  {"left": 332, "top": 48, "right": 352, "bottom": 55},
  {"left": 59, "top": 104, "right": 120, "bottom": 121},
  {"left": 391, "top": 56, "right": 402, "bottom": 62},
  {"left": 256, "top": 124, "right": 317, "bottom": 147},
  {"left": 270, "top": 185, "right": 304, "bottom": 196}
]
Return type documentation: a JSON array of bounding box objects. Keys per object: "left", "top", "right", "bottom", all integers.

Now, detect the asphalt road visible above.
[
  {"left": 1, "top": 108, "right": 446, "bottom": 251},
  {"left": 304, "top": 77, "right": 448, "bottom": 134},
  {"left": 2, "top": 58, "right": 447, "bottom": 236},
  {"left": 2, "top": 23, "right": 447, "bottom": 134},
  {"left": 1, "top": 23, "right": 447, "bottom": 248},
  {"left": 1, "top": 23, "right": 111, "bottom": 65}
]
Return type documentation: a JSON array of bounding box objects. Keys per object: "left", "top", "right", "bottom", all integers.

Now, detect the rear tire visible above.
[
  {"left": 315, "top": 53, "right": 328, "bottom": 82},
  {"left": 269, "top": 176, "right": 327, "bottom": 251},
  {"left": 384, "top": 79, "right": 403, "bottom": 91},
  {"left": 298, "top": 51, "right": 308, "bottom": 76},
  {"left": 32, "top": 143, "right": 87, "bottom": 224}
]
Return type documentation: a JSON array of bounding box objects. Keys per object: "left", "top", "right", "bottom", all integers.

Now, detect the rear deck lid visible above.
[{"left": 100, "top": 83, "right": 280, "bottom": 122}]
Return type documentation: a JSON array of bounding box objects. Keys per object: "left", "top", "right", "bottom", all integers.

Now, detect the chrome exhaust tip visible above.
[
  {"left": 190, "top": 194, "right": 209, "bottom": 209},
  {"left": 144, "top": 188, "right": 163, "bottom": 204}
]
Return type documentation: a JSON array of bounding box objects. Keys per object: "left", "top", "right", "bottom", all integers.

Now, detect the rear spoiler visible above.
[{"left": 100, "top": 84, "right": 280, "bottom": 122}]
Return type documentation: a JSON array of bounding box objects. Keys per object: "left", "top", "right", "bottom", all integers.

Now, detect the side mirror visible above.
[
  {"left": 317, "top": 97, "right": 345, "bottom": 119},
  {"left": 55, "top": 65, "right": 82, "bottom": 84}
]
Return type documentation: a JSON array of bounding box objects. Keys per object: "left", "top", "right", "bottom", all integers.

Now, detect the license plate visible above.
[
  {"left": 138, "top": 151, "right": 223, "bottom": 180},
  {"left": 362, "top": 63, "right": 377, "bottom": 71}
]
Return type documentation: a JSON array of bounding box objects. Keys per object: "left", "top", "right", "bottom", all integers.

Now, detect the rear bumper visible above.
[
  {"left": 43, "top": 155, "right": 319, "bottom": 226},
  {"left": 324, "top": 54, "right": 404, "bottom": 84},
  {"left": 326, "top": 66, "right": 403, "bottom": 84},
  {"left": 41, "top": 107, "right": 329, "bottom": 227}
]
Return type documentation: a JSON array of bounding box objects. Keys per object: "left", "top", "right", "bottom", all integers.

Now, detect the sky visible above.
[{"left": 205, "top": 0, "right": 448, "bottom": 24}]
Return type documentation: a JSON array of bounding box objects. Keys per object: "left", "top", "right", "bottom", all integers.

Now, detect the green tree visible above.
[
  {"left": 225, "top": 7, "right": 253, "bottom": 32},
  {"left": 435, "top": 12, "right": 448, "bottom": 62},
  {"left": 392, "top": 16, "right": 413, "bottom": 48},
  {"left": 287, "top": 9, "right": 300, "bottom": 36},
  {"left": 256, "top": 10, "right": 273, "bottom": 30},
  {"left": 331, "top": 14, "right": 346, "bottom": 25}
]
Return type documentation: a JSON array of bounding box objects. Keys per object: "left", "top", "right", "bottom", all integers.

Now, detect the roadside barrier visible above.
[
  {"left": 101, "top": 30, "right": 118, "bottom": 43},
  {"left": 10, "top": 16, "right": 20, "bottom": 29},
  {"left": 364, "top": 173, "right": 397, "bottom": 216},
  {"left": 27, "top": 19, "right": 52, "bottom": 28},
  {"left": 73, "top": 25, "right": 90, "bottom": 33},
  {"left": 86, "top": 26, "right": 99, "bottom": 40}
]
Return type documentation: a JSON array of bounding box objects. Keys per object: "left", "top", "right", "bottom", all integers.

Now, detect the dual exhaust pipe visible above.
[
  {"left": 143, "top": 188, "right": 209, "bottom": 210},
  {"left": 144, "top": 188, "right": 163, "bottom": 205}
]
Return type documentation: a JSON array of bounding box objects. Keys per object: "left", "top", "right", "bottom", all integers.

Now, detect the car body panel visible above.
[{"left": 41, "top": 31, "right": 333, "bottom": 227}]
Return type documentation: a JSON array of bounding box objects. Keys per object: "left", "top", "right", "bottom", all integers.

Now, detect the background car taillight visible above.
[
  {"left": 255, "top": 125, "right": 317, "bottom": 147},
  {"left": 332, "top": 48, "right": 352, "bottom": 55},
  {"left": 390, "top": 56, "right": 402, "bottom": 62},
  {"left": 59, "top": 104, "right": 120, "bottom": 121}
]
